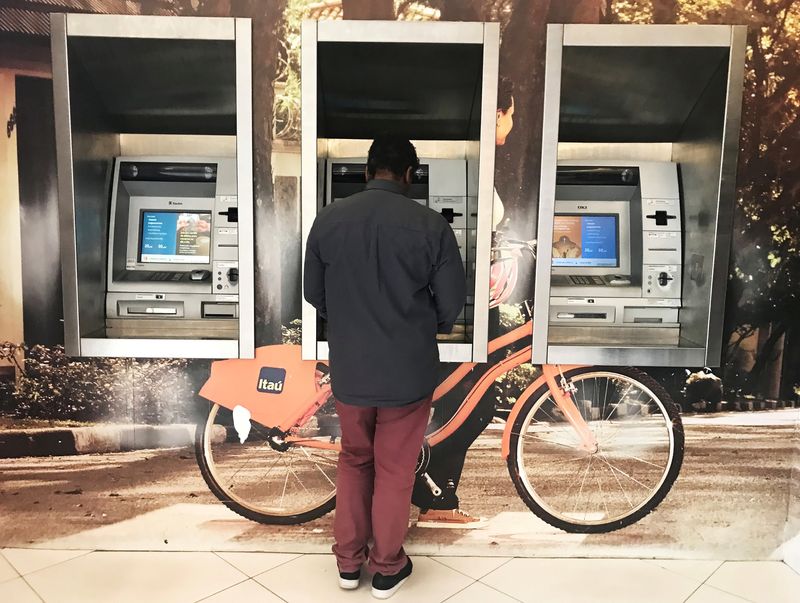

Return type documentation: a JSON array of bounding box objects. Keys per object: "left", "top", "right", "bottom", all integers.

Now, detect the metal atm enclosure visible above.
[
  {"left": 532, "top": 25, "right": 747, "bottom": 367},
  {"left": 301, "top": 21, "right": 499, "bottom": 363},
  {"left": 51, "top": 14, "right": 254, "bottom": 359}
]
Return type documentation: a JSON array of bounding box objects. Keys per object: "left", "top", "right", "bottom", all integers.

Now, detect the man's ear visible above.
[{"left": 405, "top": 166, "right": 414, "bottom": 184}]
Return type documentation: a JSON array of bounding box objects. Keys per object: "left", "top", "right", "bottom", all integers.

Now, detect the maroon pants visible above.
[{"left": 333, "top": 396, "right": 432, "bottom": 575}]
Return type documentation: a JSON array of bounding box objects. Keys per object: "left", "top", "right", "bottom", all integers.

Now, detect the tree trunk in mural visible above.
[
  {"left": 548, "top": 0, "right": 605, "bottom": 23},
  {"left": 231, "top": 0, "right": 288, "bottom": 344},
  {"left": 342, "top": 0, "right": 395, "bottom": 19},
  {"left": 496, "top": 0, "right": 604, "bottom": 225},
  {"left": 652, "top": 0, "right": 679, "bottom": 23},
  {"left": 438, "top": 0, "right": 487, "bottom": 21}
]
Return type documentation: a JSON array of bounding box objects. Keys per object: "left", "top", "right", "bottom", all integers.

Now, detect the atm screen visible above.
[
  {"left": 139, "top": 210, "right": 212, "bottom": 264},
  {"left": 551, "top": 214, "right": 619, "bottom": 268}
]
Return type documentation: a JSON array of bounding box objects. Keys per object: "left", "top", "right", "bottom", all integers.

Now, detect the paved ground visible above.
[{"left": 0, "top": 410, "right": 797, "bottom": 559}]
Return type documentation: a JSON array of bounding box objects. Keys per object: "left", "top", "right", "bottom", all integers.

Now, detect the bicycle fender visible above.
[
  {"left": 501, "top": 365, "right": 582, "bottom": 458},
  {"left": 501, "top": 374, "right": 548, "bottom": 459}
]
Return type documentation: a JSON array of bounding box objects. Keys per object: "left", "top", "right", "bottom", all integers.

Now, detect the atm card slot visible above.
[
  {"left": 557, "top": 312, "right": 608, "bottom": 319},
  {"left": 118, "top": 300, "right": 184, "bottom": 317},
  {"left": 550, "top": 305, "right": 615, "bottom": 323}
]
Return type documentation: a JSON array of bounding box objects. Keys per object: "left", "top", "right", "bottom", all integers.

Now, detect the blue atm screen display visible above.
[
  {"left": 552, "top": 214, "right": 618, "bottom": 268},
  {"left": 139, "top": 210, "right": 211, "bottom": 264}
]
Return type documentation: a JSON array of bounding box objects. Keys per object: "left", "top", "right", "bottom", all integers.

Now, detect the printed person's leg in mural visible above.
[{"left": 412, "top": 309, "right": 527, "bottom": 527}]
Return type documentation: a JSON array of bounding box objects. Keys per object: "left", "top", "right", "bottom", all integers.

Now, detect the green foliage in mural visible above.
[{"left": 0, "top": 343, "right": 205, "bottom": 424}]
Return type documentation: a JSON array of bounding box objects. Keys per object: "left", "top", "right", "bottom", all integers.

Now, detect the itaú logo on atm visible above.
[{"left": 257, "top": 367, "right": 286, "bottom": 394}]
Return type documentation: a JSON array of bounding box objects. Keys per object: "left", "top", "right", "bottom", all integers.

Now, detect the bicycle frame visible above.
[{"left": 285, "top": 320, "right": 598, "bottom": 458}]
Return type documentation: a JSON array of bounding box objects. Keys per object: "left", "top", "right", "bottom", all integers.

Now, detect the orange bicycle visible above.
[{"left": 195, "top": 240, "right": 684, "bottom": 533}]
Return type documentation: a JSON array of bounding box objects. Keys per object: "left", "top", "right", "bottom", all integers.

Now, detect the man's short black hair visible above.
[
  {"left": 367, "top": 136, "right": 420, "bottom": 179},
  {"left": 498, "top": 76, "right": 514, "bottom": 113}
]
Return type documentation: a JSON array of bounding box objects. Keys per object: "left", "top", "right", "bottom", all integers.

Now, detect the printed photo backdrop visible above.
[{"left": 0, "top": 0, "right": 798, "bottom": 562}]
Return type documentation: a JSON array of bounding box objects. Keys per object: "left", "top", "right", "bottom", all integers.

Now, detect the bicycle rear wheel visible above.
[
  {"left": 196, "top": 403, "right": 340, "bottom": 525},
  {"left": 507, "top": 367, "right": 683, "bottom": 533}
]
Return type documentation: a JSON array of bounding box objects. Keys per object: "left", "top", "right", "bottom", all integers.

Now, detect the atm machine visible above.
[
  {"left": 301, "top": 21, "right": 499, "bottom": 362},
  {"left": 548, "top": 161, "right": 683, "bottom": 345},
  {"left": 51, "top": 14, "right": 254, "bottom": 359},
  {"left": 105, "top": 157, "right": 240, "bottom": 338},
  {"left": 323, "top": 157, "right": 477, "bottom": 342},
  {"left": 532, "top": 24, "right": 747, "bottom": 367}
]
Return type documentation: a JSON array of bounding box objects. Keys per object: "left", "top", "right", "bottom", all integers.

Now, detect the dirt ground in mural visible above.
[{"left": 1, "top": 410, "right": 797, "bottom": 558}]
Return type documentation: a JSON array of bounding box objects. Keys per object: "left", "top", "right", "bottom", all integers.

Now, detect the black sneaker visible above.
[
  {"left": 339, "top": 568, "right": 361, "bottom": 590},
  {"left": 371, "top": 558, "right": 413, "bottom": 599}
]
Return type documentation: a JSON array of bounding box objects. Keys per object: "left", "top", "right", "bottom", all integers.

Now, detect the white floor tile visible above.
[
  {"left": 0, "top": 553, "right": 19, "bottom": 583},
  {"left": 481, "top": 558, "right": 700, "bottom": 603},
  {"left": 215, "top": 552, "right": 300, "bottom": 577},
  {"left": 255, "top": 554, "right": 473, "bottom": 603},
  {"left": 444, "top": 581, "right": 519, "bottom": 602},
  {"left": 684, "top": 585, "right": 751, "bottom": 603},
  {"left": 646, "top": 560, "right": 724, "bottom": 584},
  {"left": 0, "top": 577, "right": 42, "bottom": 602},
  {"left": 706, "top": 561, "right": 800, "bottom": 603},
  {"left": 433, "top": 556, "right": 512, "bottom": 579},
  {"left": 2, "top": 548, "right": 91, "bottom": 576},
  {"left": 24, "top": 551, "right": 247, "bottom": 603},
  {"left": 198, "top": 579, "right": 284, "bottom": 602}
]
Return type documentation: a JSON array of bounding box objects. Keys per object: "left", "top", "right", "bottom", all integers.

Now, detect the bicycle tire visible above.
[
  {"left": 507, "top": 366, "right": 684, "bottom": 534},
  {"left": 195, "top": 403, "right": 337, "bottom": 525}
]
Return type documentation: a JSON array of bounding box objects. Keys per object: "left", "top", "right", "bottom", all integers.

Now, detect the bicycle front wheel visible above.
[
  {"left": 507, "top": 367, "right": 683, "bottom": 533},
  {"left": 196, "top": 403, "right": 339, "bottom": 525}
]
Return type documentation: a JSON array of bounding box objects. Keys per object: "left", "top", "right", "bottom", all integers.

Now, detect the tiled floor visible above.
[{"left": 0, "top": 549, "right": 798, "bottom": 603}]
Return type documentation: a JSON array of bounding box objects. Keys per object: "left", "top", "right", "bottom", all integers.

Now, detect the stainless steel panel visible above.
[
  {"left": 559, "top": 45, "right": 729, "bottom": 142},
  {"left": 301, "top": 20, "right": 319, "bottom": 360},
  {"left": 65, "top": 35, "right": 237, "bottom": 135},
  {"left": 315, "top": 341, "right": 474, "bottom": 363},
  {"left": 471, "top": 22, "right": 500, "bottom": 362},
  {"left": 80, "top": 338, "right": 238, "bottom": 359},
  {"left": 562, "top": 24, "right": 732, "bottom": 47},
  {"left": 531, "top": 25, "right": 564, "bottom": 364},
  {"left": 671, "top": 55, "right": 730, "bottom": 352},
  {"left": 67, "top": 28, "right": 122, "bottom": 348},
  {"left": 235, "top": 18, "right": 255, "bottom": 359},
  {"left": 66, "top": 14, "right": 235, "bottom": 40},
  {"left": 546, "top": 344, "right": 706, "bottom": 367},
  {"left": 549, "top": 326, "right": 680, "bottom": 346},
  {"left": 558, "top": 143, "right": 673, "bottom": 163},
  {"left": 704, "top": 26, "right": 747, "bottom": 366},
  {"left": 51, "top": 13, "right": 80, "bottom": 355},
  {"left": 317, "top": 20, "right": 483, "bottom": 44},
  {"left": 316, "top": 41, "right": 484, "bottom": 141}
]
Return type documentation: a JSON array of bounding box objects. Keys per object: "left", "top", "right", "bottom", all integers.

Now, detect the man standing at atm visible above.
[{"left": 304, "top": 136, "right": 466, "bottom": 598}]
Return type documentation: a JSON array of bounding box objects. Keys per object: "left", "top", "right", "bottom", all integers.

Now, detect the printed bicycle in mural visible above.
[{"left": 195, "top": 239, "right": 684, "bottom": 534}]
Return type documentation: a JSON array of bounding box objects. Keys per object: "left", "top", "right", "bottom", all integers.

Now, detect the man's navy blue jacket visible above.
[{"left": 303, "top": 178, "right": 466, "bottom": 407}]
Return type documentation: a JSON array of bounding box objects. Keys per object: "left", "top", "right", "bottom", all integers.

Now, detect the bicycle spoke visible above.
[
  {"left": 598, "top": 453, "right": 652, "bottom": 490},
  {"left": 300, "top": 446, "right": 336, "bottom": 487},
  {"left": 517, "top": 431, "right": 582, "bottom": 451},
  {"left": 278, "top": 458, "right": 291, "bottom": 509}
]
